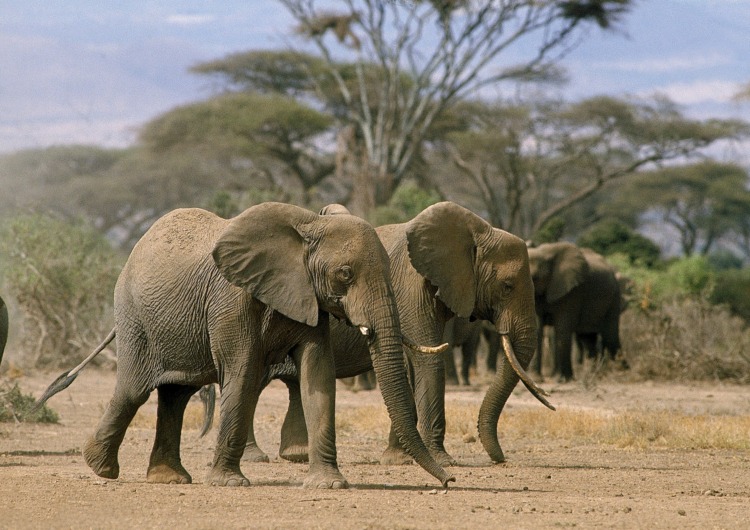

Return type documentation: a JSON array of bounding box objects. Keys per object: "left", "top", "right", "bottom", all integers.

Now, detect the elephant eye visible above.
[
  {"left": 336, "top": 266, "right": 354, "bottom": 283},
  {"left": 502, "top": 281, "right": 514, "bottom": 295}
]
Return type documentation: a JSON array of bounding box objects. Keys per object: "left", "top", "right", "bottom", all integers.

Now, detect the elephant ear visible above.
[
  {"left": 547, "top": 243, "right": 590, "bottom": 304},
  {"left": 212, "top": 202, "right": 320, "bottom": 327},
  {"left": 406, "top": 202, "right": 491, "bottom": 318}
]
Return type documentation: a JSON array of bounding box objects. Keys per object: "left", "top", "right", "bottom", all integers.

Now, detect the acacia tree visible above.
[
  {"left": 442, "top": 95, "right": 748, "bottom": 238},
  {"left": 203, "top": 0, "right": 631, "bottom": 216},
  {"left": 139, "top": 91, "right": 335, "bottom": 207},
  {"left": 616, "top": 161, "right": 750, "bottom": 257}
]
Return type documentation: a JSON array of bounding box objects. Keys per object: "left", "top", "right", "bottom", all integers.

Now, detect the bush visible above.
[
  {"left": 577, "top": 219, "right": 661, "bottom": 266},
  {"left": 369, "top": 181, "right": 441, "bottom": 226},
  {"left": 711, "top": 268, "right": 750, "bottom": 323},
  {"left": 620, "top": 297, "right": 750, "bottom": 383},
  {"left": 0, "top": 382, "right": 58, "bottom": 423},
  {"left": 610, "top": 255, "right": 749, "bottom": 383},
  {"left": 0, "top": 214, "right": 123, "bottom": 368}
]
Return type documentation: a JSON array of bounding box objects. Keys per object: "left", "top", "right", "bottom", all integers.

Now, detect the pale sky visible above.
[{"left": 1, "top": 0, "right": 748, "bottom": 155}]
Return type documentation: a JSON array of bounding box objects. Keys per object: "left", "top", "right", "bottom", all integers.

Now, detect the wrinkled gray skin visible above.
[
  {"left": 528, "top": 243, "right": 622, "bottom": 382},
  {"left": 442, "top": 317, "right": 500, "bottom": 386},
  {"left": 82, "top": 202, "right": 452, "bottom": 489},
  {"left": 244, "top": 202, "right": 541, "bottom": 466},
  {"left": 0, "top": 295, "right": 7, "bottom": 367}
]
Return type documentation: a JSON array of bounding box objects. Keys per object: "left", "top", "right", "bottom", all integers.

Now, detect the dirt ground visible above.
[{"left": 1, "top": 369, "right": 749, "bottom": 530}]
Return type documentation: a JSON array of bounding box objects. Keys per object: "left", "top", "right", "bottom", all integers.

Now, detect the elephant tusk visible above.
[
  {"left": 359, "top": 326, "right": 372, "bottom": 337},
  {"left": 499, "top": 334, "right": 556, "bottom": 411},
  {"left": 402, "top": 337, "right": 449, "bottom": 354}
]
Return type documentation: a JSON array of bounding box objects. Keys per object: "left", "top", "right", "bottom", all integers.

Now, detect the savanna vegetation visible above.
[{"left": 0, "top": 0, "right": 748, "bottom": 396}]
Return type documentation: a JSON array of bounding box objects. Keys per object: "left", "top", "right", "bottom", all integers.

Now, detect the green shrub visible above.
[
  {"left": 0, "top": 214, "right": 123, "bottom": 368},
  {"left": 663, "top": 256, "right": 714, "bottom": 297},
  {"left": 370, "top": 181, "right": 441, "bottom": 226},
  {"left": 711, "top": 268, "right": 750, "bottom": 323},
  {"left": 577, "top": 219, "right": 661, "bottom": 266},
  {"left": 0, "top": 382, "right": 59, "bottom": 423},
  {"left": 531, "top": 217, "right": 565, "bottom": 245}
]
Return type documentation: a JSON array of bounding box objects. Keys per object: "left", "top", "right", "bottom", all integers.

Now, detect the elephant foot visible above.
[
  {"left": 83, "top": 437, "right": 119, "bottom": 479},
  {"left": 279, "top": 443, "right": 309, "bottom": 463},
  {"left": 206, "top": 466, "right": 251, "bottom": 487},
  {"left": 380, "top": 446, "right": 413, "bottom": 466},
  {"left": 429, "top": 448, "right": 458, "bottom": 467},
  {"left": 243, "top": 443, "right": 270, "bottom": 463},
  {"left": 303, "top": 465, "right": 348, "bottom": 489},
  {"left": 147, "top": 463, "right": 192, "bottom": 484},
  {"left": 556, "top": 374, "right": 574, "bottom": 383}
]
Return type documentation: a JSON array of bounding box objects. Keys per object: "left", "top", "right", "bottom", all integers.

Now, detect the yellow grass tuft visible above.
[
  {"left": 130, "top": 399, "right": 750, "bottom": 452},
  {"left": 453, "top": 405, "right": 750, "bottom": 451}
]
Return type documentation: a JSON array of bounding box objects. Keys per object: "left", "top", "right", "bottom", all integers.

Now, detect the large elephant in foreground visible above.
[
  {"left": 527, "top": 242, "right": 622, "bottom": 382},
  {"left": 35, "top": 203, "right": 453, "bottom": 489},
  {"left": 239, "top": 202, "right": 553, "bottom": 466},
  {"left": 0, "top": 295, "right": 7, "bottom": 367}
]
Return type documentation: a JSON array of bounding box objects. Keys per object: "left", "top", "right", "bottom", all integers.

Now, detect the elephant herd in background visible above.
[
  {"left": 445, "top": 242, "right": 627, "bottom": 385},
  {"left": 30, "top": 200, "right": 625, "bottom": 490}
]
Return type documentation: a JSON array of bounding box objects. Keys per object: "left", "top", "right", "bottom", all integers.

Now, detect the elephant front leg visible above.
[
  {"left": 147, "top": 384, "right": 199, "bottom": 484},
  {"left": 297, "top": 341, "right": 347, "bottom": 489},
  {"left": 554, "top": 325, "right": 575, "bottom": 382},
  {"left": 207, "top": 371, "right": 261, "bottom": 487}
]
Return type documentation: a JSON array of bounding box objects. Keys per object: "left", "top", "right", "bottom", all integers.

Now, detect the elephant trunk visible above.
[
  {"left": 363, "top": 293, "right": 455, "bottom": 487},
  {"left": 0, "top": 296, "right": 7, "bottom": 368},
  {"left": 477, "top": 319, "right": 543, "bottom": 463}
]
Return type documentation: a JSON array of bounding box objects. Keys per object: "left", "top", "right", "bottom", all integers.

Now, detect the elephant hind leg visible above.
[
  {"left": 279, "top": 377, "right": 310, "bottom": 463},
  {"left": 84, "top": 383, "right": 151, "bottom": 479},
  {"left": 147, "top": 384, "right": 200, "bottom": 484}
]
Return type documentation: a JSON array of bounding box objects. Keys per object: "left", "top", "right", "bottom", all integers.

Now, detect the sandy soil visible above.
[{"left": 1, "top": 370, "right": 748, "bottom": 530}]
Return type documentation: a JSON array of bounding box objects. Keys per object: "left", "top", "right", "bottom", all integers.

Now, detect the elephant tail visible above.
[
  {"left": 499, "top": 334, "right": 556, "bottom": 411},
  {"left": 32, "top": 328, "right": 116, "bottom": 412}
]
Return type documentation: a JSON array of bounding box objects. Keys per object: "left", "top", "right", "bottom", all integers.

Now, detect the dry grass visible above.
[
  {"left": 620, "top": 297, "right": 750, "bottom": 383},
  {"left": 339, "top": 402, "right": 750, "bottom": 452},
  {"left": 129, "top": 392, "right": 750, "bottom": 452}
]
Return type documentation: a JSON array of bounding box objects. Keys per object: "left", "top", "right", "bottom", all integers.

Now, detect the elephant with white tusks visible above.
[
  {"left": 218, "top": 201, "right": 555, "bottom": 467},
  {"left": 527, "top": 242, "right": 623, "bottom": 382},
  {"left": 34, "top": 202, "right": 454, "bottom": 489}
]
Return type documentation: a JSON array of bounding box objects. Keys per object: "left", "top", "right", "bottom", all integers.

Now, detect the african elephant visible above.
[
  {"left": 527, "top": 243, "right": 622, "bottom": 382},
  {"left": 442, "top": 317, "right": 501, "bottom": 386},
  {"left": 0, "top": 295, "right": 7, "bottom": 367},
  {"left": 35, "top": 202, "right": 453, "bottom": 489},
  {"left": 239, "top": 201, "right": 553, "bottom": 466}
]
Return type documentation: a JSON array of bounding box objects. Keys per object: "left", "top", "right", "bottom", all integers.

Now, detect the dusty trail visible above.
[{"left": 2, "top": 371, "right": 748, "bottom": 529}]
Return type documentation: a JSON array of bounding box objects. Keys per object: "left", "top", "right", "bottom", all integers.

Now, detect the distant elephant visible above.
[
  {"left": 442, "top": 317, "right": 500, "bottom": 386},
  {"left": 528, "top": 243, "right": 622, "bottom": 382},
  {"left": 238, "top": 202, "right": 553, "bottom": 467},
  {"left": 0, "top": 295, "right": 7, "bottom": 367},
  {"left": 35, "top": 203, "right": 453, "bottom": 489}
]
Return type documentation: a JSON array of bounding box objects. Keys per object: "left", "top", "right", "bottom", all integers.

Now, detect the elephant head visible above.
[
  {"left": 405, "top": 202, "right": 554, "bottom": 463},
  {"left": 527, "top": 242, "right": 590, "bottom": 304},
  {"left": 212, "top": 202, "right": 453, "bottom": 486}
]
